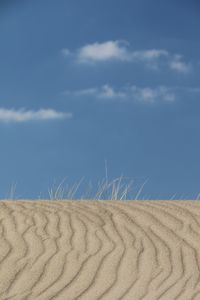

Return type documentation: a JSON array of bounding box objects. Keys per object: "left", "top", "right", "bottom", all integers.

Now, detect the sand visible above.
[{"left": 0, "top": 200, "right": 200, "bottom": 299}]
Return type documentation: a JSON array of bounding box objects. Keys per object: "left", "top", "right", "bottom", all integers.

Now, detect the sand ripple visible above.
[{"left": 0, "top": 200, "right": 200, "bottom": 299}]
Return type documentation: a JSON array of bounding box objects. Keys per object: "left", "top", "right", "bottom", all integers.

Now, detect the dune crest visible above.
[{"left": 0, "top": 200, "right": 200, "bottom": 299}]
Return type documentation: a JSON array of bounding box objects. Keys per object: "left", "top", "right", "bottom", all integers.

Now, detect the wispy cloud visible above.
[
  {"left": 132, "top": 49, "right": 169, "bottom": 60},
  {"left": 62, "top": 40, "right": 191, "bottom": 73},
  {"left": 0, "top": 108, "right": 72, "bottom": 123},
  {"left": 169, "top": 55, "right": 191, "bottom": 74},
  {"left": 64, "top": 87, "right": 98, "bottom": 97},
  {"left": 130, "top": 86, "right": 176, "bottom": 103},
  {"left": 61, "top": 48, "right": 71, "bottom": 57},
  {"left": 97, "top": 85, "right": 127, "bottom": 99},
  {"left": 64, "top": 85, "right": 126, "bottom": 99},
  {"left": 64, "top": 84, "right": 176, "bottom": 104}
]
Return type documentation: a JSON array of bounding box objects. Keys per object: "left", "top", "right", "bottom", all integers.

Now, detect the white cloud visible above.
[
  {"left": 77, "top": 41, "right": 129, "bottom": 62},
  {"left": 131, "top": 49, "right": 169, "bottom": 60},
  {"left": 169, "top": 55, "right": 191, "bottom": 74},
  {"left": 65, "top": 85, "right": 126, "bottom": 100},
  {"left": 130, "top": 86, "right": 176, "bottom": 103},
  {"left": 62, "top": 40, "right": 191, "bottom": 74},
  {"left": 97, "top": 85, "right": 127, "bottom": 99},
  {"left": 76, "top": 41, "right": 169, "bottom": 64},
  {"left": 64, "top": 84, "right": 176, "bottom": 103},
  {"left": 0, "top": 108, "right": 72, "bottom": 123}
]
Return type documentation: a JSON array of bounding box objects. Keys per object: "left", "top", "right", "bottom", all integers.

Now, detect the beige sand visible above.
[{"left": 0, "top": 200, "right": 200, "bottom": 299}]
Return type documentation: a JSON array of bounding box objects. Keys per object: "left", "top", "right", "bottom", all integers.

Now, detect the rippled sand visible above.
[{"left": 0, "top": 200, "right": 200, "bottom": 299}]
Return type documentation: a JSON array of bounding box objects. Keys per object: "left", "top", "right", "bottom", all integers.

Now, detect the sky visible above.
[{"left": 0, "top": 0, "right": 200, "bottom": 199}]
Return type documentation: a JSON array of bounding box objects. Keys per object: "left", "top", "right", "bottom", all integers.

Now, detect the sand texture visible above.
[{"left": 0, "top": 200, "right": 200, "bottom": 299}]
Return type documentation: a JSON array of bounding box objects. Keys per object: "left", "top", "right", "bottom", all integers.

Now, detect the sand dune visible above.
[{"left": 0, "top": 200, "right": 200, "bottom": 299}]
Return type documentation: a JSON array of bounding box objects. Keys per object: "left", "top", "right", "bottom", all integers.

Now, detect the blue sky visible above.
[{"left": 0, "top": 0, "right": 200, "bottom": 199}]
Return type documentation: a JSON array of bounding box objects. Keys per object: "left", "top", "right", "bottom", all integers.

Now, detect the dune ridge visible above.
[{"left": 0, "top": 200, "right": 200, "bottom": 299}]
